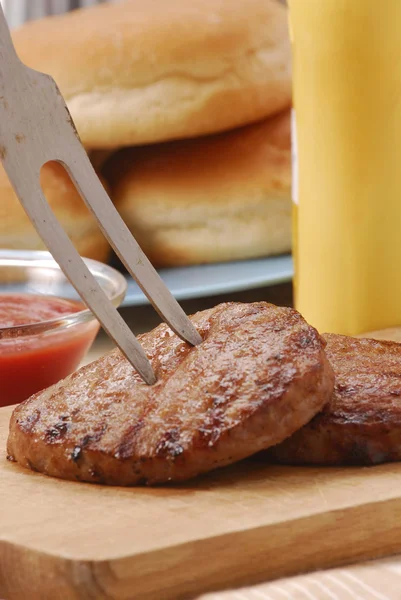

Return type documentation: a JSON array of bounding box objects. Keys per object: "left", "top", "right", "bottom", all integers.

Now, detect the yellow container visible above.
[{"left": 289, "top": 0, "right": 401, "bottom": 335}]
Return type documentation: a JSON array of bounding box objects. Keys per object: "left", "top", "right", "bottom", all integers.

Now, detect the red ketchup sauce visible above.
[{"left": 0, "top": 294, "right": 99, "bottom": 407}]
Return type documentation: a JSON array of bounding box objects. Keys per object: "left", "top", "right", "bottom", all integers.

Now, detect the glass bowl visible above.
[{"left": 0, "top": 249, "right": 127, "bottom": 407}]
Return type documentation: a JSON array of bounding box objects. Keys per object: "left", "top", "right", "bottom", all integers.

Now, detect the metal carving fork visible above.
[{"left": 0, "top": 6, "right": 202, "bottom": 385}]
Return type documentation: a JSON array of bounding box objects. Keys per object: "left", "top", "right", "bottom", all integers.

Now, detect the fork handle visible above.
[{"left": 0, "top": 4, "right": 157, "bottom": 385}]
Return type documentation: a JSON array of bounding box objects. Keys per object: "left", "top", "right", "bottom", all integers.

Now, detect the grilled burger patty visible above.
[
  {"left": 7, "top": 302, "right": 334, "bottom": 485},
  {"left": 266, "top": 334, "right": 401, "bottom": 466}
]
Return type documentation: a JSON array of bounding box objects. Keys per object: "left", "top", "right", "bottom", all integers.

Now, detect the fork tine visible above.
[
  {"left": 13, "top": 177, "right": 157, "bottom": 385},
  {"left": 0, "top": 3, "right": 200, "bottom": 384},
  {"left": 60, "top": 148, "right": 203, "bottom": 347}
]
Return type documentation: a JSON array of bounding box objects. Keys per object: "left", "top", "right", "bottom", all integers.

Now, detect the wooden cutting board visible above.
[{"left": 3, "top": 400, "right": 401, "bottom": 600}]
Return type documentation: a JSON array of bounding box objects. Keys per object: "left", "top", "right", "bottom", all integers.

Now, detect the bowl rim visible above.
[{"left": 0, "top": 249, "right": 127, "bottom": 338}]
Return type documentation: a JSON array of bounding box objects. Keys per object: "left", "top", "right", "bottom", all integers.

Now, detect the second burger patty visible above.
[{"left": 265, "top": 333, "right": 401, "bottom": 466}]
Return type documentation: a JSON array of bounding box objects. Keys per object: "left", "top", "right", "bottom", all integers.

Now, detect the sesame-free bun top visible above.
[
  {"left": 0, "top": 162, "right": 109, "bottom": 262},
  {"left": 12, "top": 0, "right": 291, "bottom": 149},
  {"left": 106, "top": 110, "right": 292, "bottom": 267}
]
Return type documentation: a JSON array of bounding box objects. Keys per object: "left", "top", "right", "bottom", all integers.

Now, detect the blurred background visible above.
[
  {"left": 1, "top": 0, "right": 111, "bottom": 27},
  {"left": 1, "top": 0, "right": 286, "bottom": 27},
  {"left": 0, "top": 0, "right": 293, "bottom": 357}
]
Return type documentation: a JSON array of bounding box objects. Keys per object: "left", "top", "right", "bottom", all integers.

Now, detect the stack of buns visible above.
[
  {"left": 0, "top": 162, "right": 110, "bottom": 262},
  {"left": 3, "top": 0, "right": 292, "bottom": 267}
]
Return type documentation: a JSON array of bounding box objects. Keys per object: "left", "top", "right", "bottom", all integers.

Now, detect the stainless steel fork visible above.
[{"left": 0, "top": 5, "right": 202, "bottom": 385}]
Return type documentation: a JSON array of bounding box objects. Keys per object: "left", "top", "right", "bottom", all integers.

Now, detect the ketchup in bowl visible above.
[{"left": 0, "top": 293, "right": 99, "bottom": 407}]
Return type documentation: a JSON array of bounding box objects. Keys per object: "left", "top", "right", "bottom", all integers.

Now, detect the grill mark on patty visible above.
[
  {"left": 45, "top": 421, "right": 69, "bottom": 443},
  {"left": 70, "top": 425, "right": 108, "bottom": 462},
  {"left": 18, "top": 409, "right": 41, "bottom": 433},
  {"left": 114, "top": 420, "right": 145, "bottom": 460},
  {"left": 156, "top": 428, "right": 184, "bottom": 458}
]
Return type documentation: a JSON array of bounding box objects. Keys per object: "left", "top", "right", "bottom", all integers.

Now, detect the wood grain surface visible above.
[
  {"left": 198, "top": 556, "right": 401, "bottom": 600},
  {"left": 2, "top": 400, "right": 401, "bottom": 599}
]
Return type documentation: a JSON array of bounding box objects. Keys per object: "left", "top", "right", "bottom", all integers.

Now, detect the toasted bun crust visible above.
[
  {"left": 0, "top": 162, "right": 109, "bottom": 262},
  {"left": 106, "top": 110, "right": 291, "bottom": 267},
  {"left": 12, "top": 0, "right": 291, "bottom": 149}
]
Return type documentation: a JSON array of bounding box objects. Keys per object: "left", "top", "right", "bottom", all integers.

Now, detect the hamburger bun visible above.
[
  {"left": 89, "top": 150, "right": 115, "bottom": 171},
  {"left": 106, "top": 109, "right": 292, "bottom": 267},
  {"left": 0, "top": 162, "right": 109, "bottom": 262},
  {"left": 12, "top": 0, "right": 291, "bottom": 149}
]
